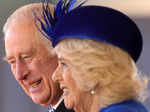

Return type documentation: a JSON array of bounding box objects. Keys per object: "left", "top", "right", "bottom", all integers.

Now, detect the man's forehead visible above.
[
  {"left": 4, "top": 30, "right": 38, "bottom": 56},
  {"left": 5, "top": 41, "right": 36, "bottom": 54},
  {"left": 5, "top": 22, "right": 37, "bottom": 41}
]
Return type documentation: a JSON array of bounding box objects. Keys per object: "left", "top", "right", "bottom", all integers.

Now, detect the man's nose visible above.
[
  {"left": 15, "top": 61, "right": 29, "bottom": 81},
  {"left": 52, "top": 66, "right": 62, "bottom": 82}
]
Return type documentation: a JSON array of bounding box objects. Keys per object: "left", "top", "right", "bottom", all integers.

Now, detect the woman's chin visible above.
[{"left": 64, "top": 97, "right": 74, "bottom": 110}]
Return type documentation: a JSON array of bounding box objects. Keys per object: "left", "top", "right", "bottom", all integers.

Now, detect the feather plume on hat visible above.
[{"left": 34, "top": 0, "right": 143, "bottom": 62}]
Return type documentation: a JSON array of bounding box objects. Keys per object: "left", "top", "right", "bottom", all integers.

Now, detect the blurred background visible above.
[{"left": 0, "top": 0, "right": 149, "bottom": 112}]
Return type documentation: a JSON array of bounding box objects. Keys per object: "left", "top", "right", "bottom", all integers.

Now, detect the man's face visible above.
[{"left": 4, "top": 24, "right": 61, "bottom": 106}]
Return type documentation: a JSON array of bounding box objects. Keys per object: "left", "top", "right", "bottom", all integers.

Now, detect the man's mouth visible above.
[
  {"left": 31, "top": 80, "right": 41, "bottom": 88},
  {"left": 29, "top": 79, "right": 42, "bottom": 92}
]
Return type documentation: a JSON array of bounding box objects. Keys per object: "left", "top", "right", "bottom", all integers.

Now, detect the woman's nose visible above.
[{"left": 52, "top": 65, "right": 63, "bottom": 82}]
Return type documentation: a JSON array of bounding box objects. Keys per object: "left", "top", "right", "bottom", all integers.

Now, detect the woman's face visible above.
[{"left": 52, "top": 51, "right": 87, "bottom": 111}]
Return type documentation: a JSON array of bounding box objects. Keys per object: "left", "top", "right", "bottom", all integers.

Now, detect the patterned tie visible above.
[{"left": 48, "top": 105, "right": 55, "bottom": 112}]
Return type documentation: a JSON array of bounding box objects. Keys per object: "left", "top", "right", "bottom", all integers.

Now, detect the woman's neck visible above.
[
  {"left": 74, "top": 91, "right": 103, "bottom": 112},
  {"left": 89, "top": 94, "right": 103, "bottom": 112}
]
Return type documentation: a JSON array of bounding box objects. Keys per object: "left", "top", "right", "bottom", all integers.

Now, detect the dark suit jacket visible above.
[
  {"left": 56, "top": 101, "right": 74, "bottom": 112},
  {"left": 99, "top": 100, "right": 148, "bottom": 112}
]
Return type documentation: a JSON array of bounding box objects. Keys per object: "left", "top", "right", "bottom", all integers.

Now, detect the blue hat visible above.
[{"left": 35, "top": 0, "right": 143, "bottom": 62}]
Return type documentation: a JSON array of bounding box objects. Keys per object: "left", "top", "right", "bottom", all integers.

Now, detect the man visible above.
[{"left": 3, "top": 3, "right": 74, "bottom": 112}]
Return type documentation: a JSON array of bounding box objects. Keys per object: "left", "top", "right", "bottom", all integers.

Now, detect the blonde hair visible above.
[
  {"left": 55, "top": 38, "right": 148, "bottom": 106},
  {"left": 3, "top": 3, "right": 56, "bottom": 56}
]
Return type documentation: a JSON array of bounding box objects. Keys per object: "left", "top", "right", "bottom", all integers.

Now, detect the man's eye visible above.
[
  {"left": 22, "top": 56, "right": 30, "bottom": 60},
  {"left": 8, "top": 60, "right": 16, "bottom": 64},
  {"left": 20, "top": 56, "right": 32, "bottom": 63},
  {"left": 23, "top": 56, "right": 29, "bottom": 59}
]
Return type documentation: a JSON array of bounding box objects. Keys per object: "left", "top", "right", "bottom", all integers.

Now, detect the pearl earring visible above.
[{"left": 90, "top": 90, "right": 95, "bottom": 95}]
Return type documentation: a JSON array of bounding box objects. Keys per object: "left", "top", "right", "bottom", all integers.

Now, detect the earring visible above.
[{"left": 90, "top": 90, "right": 95, "bottom": 95}]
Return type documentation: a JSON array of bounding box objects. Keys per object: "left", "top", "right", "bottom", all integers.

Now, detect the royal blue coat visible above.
[{"left": 99, "top": 100, "right": 148, "bottom": 112}]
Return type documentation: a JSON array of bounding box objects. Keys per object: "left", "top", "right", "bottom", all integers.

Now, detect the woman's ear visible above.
[{"left": 89, "top": 81, "right": 101, "bottom": 95}]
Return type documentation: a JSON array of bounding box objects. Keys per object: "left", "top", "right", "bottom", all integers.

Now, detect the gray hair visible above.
[{"left": 3, "top": 3, "right": 56, "bottom": 56}]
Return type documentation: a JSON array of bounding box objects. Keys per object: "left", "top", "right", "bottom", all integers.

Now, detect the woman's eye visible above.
[{"left": 60, "top": 62, "right": 67, "bottom": 68}]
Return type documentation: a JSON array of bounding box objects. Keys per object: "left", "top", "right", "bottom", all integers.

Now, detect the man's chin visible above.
[
  {"left": 40, "top": 103, "right": 49, "bottom": 106},
  {"left": 32, "top": 98, "right": 48, "bottom": 106},
  {"left": 31, "top": 94, "right": 50, "bottom": 106}
]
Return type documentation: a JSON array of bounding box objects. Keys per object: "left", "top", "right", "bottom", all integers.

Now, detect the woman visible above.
[{"left": 36, "top": 0, "right": 149, "bottom": 112}]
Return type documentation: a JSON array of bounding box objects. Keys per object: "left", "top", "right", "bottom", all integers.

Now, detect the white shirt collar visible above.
[{"left": 52, "top": 96, "right": 63, "bottom": 110}]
